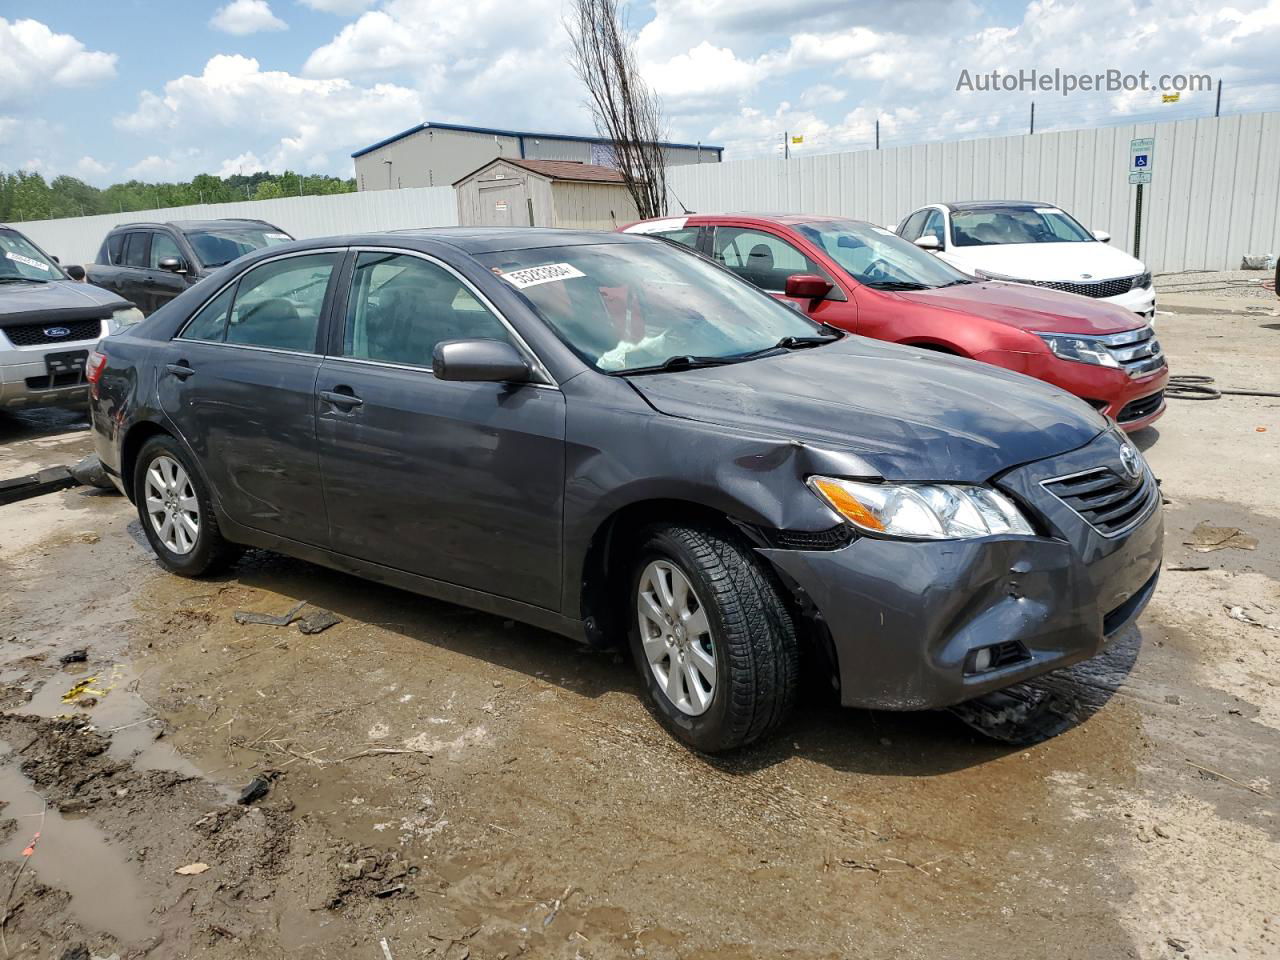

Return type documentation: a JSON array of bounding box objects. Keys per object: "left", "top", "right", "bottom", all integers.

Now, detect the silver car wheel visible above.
[
  {"left": 637, "top": 560, "right": 717, "bottom": 716},
  {"left": 144, "top": 455, "right": 200, "bottom": 556}
]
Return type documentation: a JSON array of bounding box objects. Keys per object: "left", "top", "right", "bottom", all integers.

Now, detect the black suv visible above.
[{"left": 88, "top": 219, "right": 294, "bottom": 315}]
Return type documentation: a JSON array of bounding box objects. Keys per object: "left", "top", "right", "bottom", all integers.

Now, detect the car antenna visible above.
[{"left": 671, "top": 190, "right": 695, "bottom": 216}]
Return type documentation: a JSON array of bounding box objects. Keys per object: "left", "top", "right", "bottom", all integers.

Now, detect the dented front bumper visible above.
[{"left": 759, "top": 432, "right": 1164, "bottom": 710}]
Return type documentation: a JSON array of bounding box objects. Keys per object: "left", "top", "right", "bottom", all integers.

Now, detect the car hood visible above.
[
  {"left": 944, "top": 241, "right": 1145, "bottom": 282},
  {"left": 894, "top": 280, "right": 1148, "bottom": 335},
  {"left": 0, "top": 278, "right": 130, "bottom": 327},
  {"left": 629, "top": 337, "right": 1107, "bottom": 482}
]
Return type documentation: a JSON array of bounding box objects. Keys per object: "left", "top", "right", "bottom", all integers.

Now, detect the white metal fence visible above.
[
  {"left": 667, "top": 111, "right": 1280, "bottom": 275},
  {"left": 11, "top": 112, "right": 1279, "bottom": 275},
  {"left": 14, "top": 186, "right": 458, "bottom": 266}
]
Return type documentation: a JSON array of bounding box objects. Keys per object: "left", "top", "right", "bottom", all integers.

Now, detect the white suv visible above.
[
  {"left": 1, "top": 225, "right": 141, "bottom": 410},
  {"left": 896, "top": 201, "right": 1156, "bottom": 319}
]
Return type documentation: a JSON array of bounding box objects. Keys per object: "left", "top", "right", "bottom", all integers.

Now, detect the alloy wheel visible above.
[
  {"left": 144, "top": 455, "right": 200, "bottom": 555},
  {"left": 637, "top": 560, "right": 717, "bottom": 716}
]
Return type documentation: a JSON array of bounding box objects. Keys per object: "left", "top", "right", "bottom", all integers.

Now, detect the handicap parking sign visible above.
[{"left": 1134, "top": 154, "right": 1149, "bottom": 167}]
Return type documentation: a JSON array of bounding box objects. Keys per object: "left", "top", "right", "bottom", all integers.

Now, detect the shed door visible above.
[{"left": 477, "top": 180, "right": 530, "bottom": 226}]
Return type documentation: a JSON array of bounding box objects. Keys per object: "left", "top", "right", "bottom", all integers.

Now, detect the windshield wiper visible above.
[
  {"left": 616, "top": 354, "right": 741, "bottom": 376},
  {"left": 717, "top": 331, "right": 844, "bottom": 363},
  {"left": 862, "top": 280, "right": 930, "bottom": 291},
  {"left": 935, "top": 279, "right": 973, "bottom": 288},
  {"left": 0, "top": 275, "right": 49, "bottom": 284}
]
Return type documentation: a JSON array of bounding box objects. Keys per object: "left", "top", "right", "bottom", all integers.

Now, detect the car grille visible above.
[
  {"left": 1026, "top": 275, "right": 1142, "bottom": 298},
  {"left": 1090, "top": 325, "right": 1166, "bottom": 378},
  {"left": 1117, "top": 390, "right": 1165, "bottom": 423},
  {"left": 2, "top": 318, "right": 105, "bottom": 347},
  {"left": 1041, "top": 465, "right": 1157, "bottom": 537}
]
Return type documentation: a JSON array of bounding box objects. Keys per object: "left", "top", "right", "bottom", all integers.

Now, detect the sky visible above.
[{"left": 2, "top": 0, "right": 1279, "bottom": 186}]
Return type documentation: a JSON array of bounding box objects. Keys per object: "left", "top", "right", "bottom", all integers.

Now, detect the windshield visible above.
[
  {"left": 794, "top": 220, "right": 970, "bottom": 290},
  {"left": 185, "top": 226, "right": 293, "bottom": 268},
  {"left": 0, "top": 229, "right": 65, "bottom": 282},
  {"left": 951, "top": 207, "right": 1095, "bottom": 247},
  {"left": 477, "top": 240, "right": 830, "bottom": 373}
]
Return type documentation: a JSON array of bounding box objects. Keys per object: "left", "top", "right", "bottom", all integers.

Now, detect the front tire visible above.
[
  {"left": 133, "top": 435, "right": 238, "bottom": 577},
  {"left": 628, "top": 524, "right": 798, "bottom": 753}
]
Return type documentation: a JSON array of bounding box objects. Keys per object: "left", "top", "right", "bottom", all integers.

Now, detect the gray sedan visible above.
[{"left": 86, "top": 228, "right": 1162, "bottom": 752}]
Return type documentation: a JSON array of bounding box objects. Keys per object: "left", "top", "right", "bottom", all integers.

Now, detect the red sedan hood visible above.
[{"left": 895, "top": 280, "right": 1144, "bottom": 334}]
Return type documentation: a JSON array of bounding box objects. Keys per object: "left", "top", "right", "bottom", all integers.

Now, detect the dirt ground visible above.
[{"left": 1, "top": 292, "right": 1277, "bottom": 960}]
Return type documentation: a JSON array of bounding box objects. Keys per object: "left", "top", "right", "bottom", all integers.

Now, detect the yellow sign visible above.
[
  {"left": 1162, "top": 92, "right": 1180, "bottom": 103},
  {"left": 791, "top": 135, "right": 804, "bottom": 144}
]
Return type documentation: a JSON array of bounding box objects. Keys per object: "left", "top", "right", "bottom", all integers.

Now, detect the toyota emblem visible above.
[
  {"left": 43, "top": 326, "right": 71, "bottom": 338},
  {"left": 1119, "top": 443, "right": 1142, "bottom": 480}
]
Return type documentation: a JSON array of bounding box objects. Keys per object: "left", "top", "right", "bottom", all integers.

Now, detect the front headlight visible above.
[
  {"left": 807, "top": 476, "right": 1035, "bottom": 540},
  {"left": 1136, "top": 271, "right": 1152, "bottom": 289},
  {"left": 1035, "top": 332, "right": 1120, "bottom": 368},
  {"left": 107, "top": 306, "right": 144, "bottom": 334}
]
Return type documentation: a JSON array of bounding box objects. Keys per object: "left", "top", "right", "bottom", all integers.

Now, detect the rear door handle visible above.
[
  {"left": 165, "top": 363, "right": 195, "bottom": 380},
  {"left": 320, "top": 389, "right": 363, "bottom": 410}
]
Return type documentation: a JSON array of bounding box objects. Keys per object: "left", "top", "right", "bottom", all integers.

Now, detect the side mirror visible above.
[
  {"left": 65, "top": 264, "right": 86, "bottom": 281},
  {"left": 784, "top": 273, "right": 833, "bottom": 300},
  {"left": 914, "top": 235, "right": 942, "bottom": 251},
  {"left": 50, "top": 255, "right": 60, "bottom": 264},
  {"left": 158, "top": 256, "right": 187, "bottom": 273},
  {"left": 433, "top": 339, "right": 531, "bottom": 383},
  {"left": 1092, "top": 229, "right": 1111, "bottom": 243}
]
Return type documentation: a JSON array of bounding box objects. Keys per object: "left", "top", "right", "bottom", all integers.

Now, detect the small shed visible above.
[{"left": 453, "top": 158, "right": 640, "bottom": 230}]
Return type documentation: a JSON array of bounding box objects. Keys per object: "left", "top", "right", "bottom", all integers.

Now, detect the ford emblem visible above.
[
  {"left": 44, "top": 326, "right": 71, "bottom": 338},
  {"left": 1119, "top": 443, "right": 1142, "bottom": 480}
]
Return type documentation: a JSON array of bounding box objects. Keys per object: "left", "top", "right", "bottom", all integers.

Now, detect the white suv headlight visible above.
[
  {"left": 107, "top": 306, "right": 144, "bottom": 334},
  {"left": 808, "top": 476, "right": 1035, "bottom": 540}
]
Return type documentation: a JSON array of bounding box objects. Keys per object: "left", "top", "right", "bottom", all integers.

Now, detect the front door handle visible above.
[
  {"left": 165, "top": 362, "right": 195, "bottom": 380},
  {"left": 320, "top": 388, "right": 363, "bottom": 410}
]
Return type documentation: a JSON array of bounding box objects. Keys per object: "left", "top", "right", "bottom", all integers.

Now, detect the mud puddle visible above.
[{"left": 0, "top": 747, "right": 153, "bottom": 944}]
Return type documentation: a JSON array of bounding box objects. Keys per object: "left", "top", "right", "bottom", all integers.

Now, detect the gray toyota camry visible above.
[{"left": 87, "top": 228, "right": 1162, "bottom": 752}]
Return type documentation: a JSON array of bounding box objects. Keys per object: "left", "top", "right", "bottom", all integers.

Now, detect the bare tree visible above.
[{"left": 567, "top": 0, "right": 668, "bottom": 219}]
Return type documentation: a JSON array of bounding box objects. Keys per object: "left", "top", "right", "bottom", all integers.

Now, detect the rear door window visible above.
[
  {"left": 106, "top": 233, "right": 126, "bottom": 264},
  {"left": 122, "top": 233, "right": 150, "bottom": 268},
  {"left": 224, "top": 253, "right": 338, "bottom": 353},
  {"left": 343, "top": 252, "right": 511, "bottom": 368}
]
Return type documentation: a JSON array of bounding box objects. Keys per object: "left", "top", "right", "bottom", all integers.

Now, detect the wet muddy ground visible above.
[{"left": 1, "top": 300, "right": 1277, "bottom": 959}]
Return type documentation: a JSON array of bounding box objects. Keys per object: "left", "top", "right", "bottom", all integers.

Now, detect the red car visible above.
[{"left": 621, "top": 214, "right": 1168, "bottom": 431}]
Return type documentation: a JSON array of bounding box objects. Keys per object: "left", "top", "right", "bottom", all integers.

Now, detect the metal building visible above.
[
  {"left": 453, "top": 158, "right": 640, "bottom": 229},
  {"left": 352, "top": 120, "right": 721, "bottom": 191}
]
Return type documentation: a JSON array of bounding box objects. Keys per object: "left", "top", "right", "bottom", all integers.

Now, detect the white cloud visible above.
[
  {"left": 114, "top": 54, "right": 422, "bottom": 177},
  {"left": 298, "top": 0, "right": 377, "bottom": 13},
  {"left": 76, "top": 155, "right": 110, "bottom": 178},
  {"left": 217, "top": 151, "right": 268, "bottom": 178},
  {"left": 0, "top": 18, "right": 116, "bottom": 104},
  {"left": 210, "top": 0, "right": 287, "bottom": 35}
]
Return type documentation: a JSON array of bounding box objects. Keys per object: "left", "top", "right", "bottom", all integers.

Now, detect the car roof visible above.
[
  {"left": 383, "top": 226, "right": 646, "bottom": 255},
  {"left": 108, "top": 218, "right": 280, "bottom": 233},
  {"left": 938, "top": 201, "right": 1054, "bottom": 213}
]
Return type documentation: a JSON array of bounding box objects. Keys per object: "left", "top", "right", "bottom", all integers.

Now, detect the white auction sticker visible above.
[
  {"left": 1033, "top": 207, "right": 1062, "bottom": 215},
  {"left": 265, "top": 232, "right": 291, "bottom": 240},
  {"left": 5, "top": 251, "right": 50, "bottom": 271},
  {"left": 501, "top": 263, "right": 585, "bottom": 289}
]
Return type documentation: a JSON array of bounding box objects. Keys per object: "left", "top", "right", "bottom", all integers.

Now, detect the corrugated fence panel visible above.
[
  {"left": 13, "top": 186, "right": 458, "bottom": 267},
  {"left": 667, "top": 110, "right": 1280, "bottom": 273}
]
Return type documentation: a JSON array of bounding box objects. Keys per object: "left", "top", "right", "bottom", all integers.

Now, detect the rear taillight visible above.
[{"left": 86, "top": 349, "right": 108, "bottom": 385}]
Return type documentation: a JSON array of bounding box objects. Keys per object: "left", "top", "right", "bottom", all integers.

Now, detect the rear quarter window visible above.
[{"left": 106, "top": 233, "right": 125, "bottom": 265}]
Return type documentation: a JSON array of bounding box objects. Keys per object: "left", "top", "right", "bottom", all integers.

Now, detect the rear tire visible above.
[
  {"left": 628, "top": 523, "right": 798, "bottom": 753},
  {"left": 133, "top": 435, "right": 239, "bottom": 577}
]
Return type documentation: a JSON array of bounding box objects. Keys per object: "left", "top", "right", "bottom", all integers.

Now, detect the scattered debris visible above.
[
  {"left": 1184, "top": 522, "right": 1258, "bottom": 552},
  {"left": 175, "top": 862, "right": 210, "bottom": 876},
  {"left": 297, "top": 608, "right": 342, "bottom": 635},
  {"left": 374, "top": 883, "right": 406, "bottom": 898},
  {"left": 1166, "top": 564, "right": 1210, "bottom": 572},
  {"left": 235, "top": 600, "right": 342, "bottom": 634},
  {"left": 1225, "top": 605, "right": 1272, "bottom": 630},
  {"left": 380, "top": 938, "right": 395, "bottom": 960},
  {"left": 234, "top": 600, "right": 307, "bottom": 627},
  {"left": 237, "top": 770, "right": 280, "bottom": 805},
  {"left": 948, "top": 683, "right": 1077, "bottom": 744},
  {"left": 58, "top": 946, "right": 90, "bottom": 960},
  {"left": 60, "top": 677, "right": 101, "bottom": 703},
  {"left": 1166, "top": 936, "right": 1190, "bottom": 953},
  {"left": 1185, "top": 759, "right": 1269, "bottom": 796},
  {"left": 68, "top": 453, "right": 116, "bottom": 490},
  {"left": 59, "top": 648, "right": 88, "bottom": 665}
]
